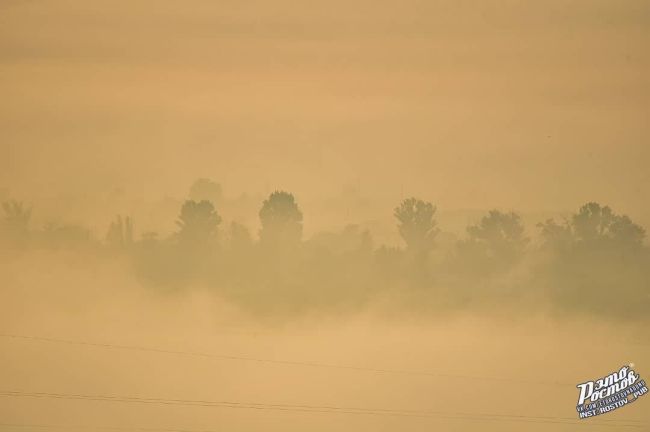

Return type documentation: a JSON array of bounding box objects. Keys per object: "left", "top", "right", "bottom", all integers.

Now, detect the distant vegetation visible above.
[{"left": 1, "top": 179, "right": 647, "bottom": 318}]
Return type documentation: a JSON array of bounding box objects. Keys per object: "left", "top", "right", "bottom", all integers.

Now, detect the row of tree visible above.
[{"left": 1, "top": 184, "right": 648, "bottom": 318}]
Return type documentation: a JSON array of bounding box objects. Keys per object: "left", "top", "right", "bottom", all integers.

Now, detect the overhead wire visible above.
[
  {"left": 0, "top": 390, "right": 646, "bottom": 429},
  {"left": 0, "top": 333, "right": 572, "bottom": 386}
]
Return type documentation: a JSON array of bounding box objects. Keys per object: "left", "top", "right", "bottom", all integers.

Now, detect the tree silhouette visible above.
[
  {"left": 1, "top": 200, "right": 31, "bottom": 245},
  {"left": 572, "top": 202, "right": 644, "bottom": 246},
  {"left": 572, "top": 202, "right": 615, "bottom": 242},
  {"left": 539, "top": 202, "right": 645, "bottom": 250},
  {"left": 394, "top": 198, "right": 439, "bottom": 253},
  {"left": 609, "top": 214, "right": 646, "bottom": 246},
  {"left": 176, "top": 200, "right": 222, "bottom": 246},
  {"left": 538, "top": 202, "right": 647, "bottom": 317},
  {"left": 106, "top": 215, "right": 133, "bottom": 249},
  {"left": 259, "top": 191, "right": 303, "bottom": 248},
  {"left": 537, "top": 218, "right": 573, "bottom": 252},
  {"left": 2, "top": 200, "right": 31, "bottom": 231},
  {"left": 465, "top": 210, "right": 528, "bottom": 263}
]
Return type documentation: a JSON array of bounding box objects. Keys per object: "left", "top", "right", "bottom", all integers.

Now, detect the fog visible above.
[
  {"left": 1, "top": 249, "right": 649, "bottom": 431},
  {"left": 2, "top": 0, "right": 650, "bottom": 430},
  {"left": 1, "top": 196, "right": 649, "bottom": 430}
]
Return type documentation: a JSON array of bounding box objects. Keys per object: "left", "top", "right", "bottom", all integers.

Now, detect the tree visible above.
[
  {"left": 394, "top": 198, "right": 439, "bottom": 253},
  {"left": 539, "top": 202, "right": 645, "bottom": 250},
  {"left": 1, "top": 200, "right": 31, "bottom": 245},
  {"left": 609, "top": 214, "right": 645, "bottom": 246},
  {"left": 106, "top": 215, "right": 133, "bottom": 249},
  {"left": 176, "top": 200, "right": 222, "bottom": 246},
  {"left": 2, "top": 200, "right": 31, "bottom": 231},
  {"left": 572, "top": 202, "right": 644, "bottom": 246},
  {"left": 537, "top": 218, "right": 573, "bottom": 252},
  {"left": 465, "top": 210, "right": 528, "bottom": 263},
  {"left": 572, "top": 202, "right": 615, "bottom": 242},
  {"left": 537, "top": 202, "right": 647, "bottom": 317},
  {"left": 259, "top": 191, "right": 303, "bottom": 247}
]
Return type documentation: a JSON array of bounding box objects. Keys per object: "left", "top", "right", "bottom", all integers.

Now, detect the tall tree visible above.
[
  {"left": 394, "top": 198, "right": 439, "bottom": 253},
  {"left": 176, "top": 200, "right": 222, "bottom": 247},
  {"left": 259, "top": 191, "right": 303, "bottom": 247}
]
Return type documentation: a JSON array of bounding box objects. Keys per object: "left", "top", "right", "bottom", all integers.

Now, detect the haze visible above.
[
  {"left": 1, "top": 1, "right": 649, "bottom": 431},
  {"left": 1, "top": 0, "right": 649, "bottom": 230}
]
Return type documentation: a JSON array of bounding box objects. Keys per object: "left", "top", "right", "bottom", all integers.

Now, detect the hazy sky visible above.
[{"left": 1, "top": 0, "right": 649, "bottom": 224}]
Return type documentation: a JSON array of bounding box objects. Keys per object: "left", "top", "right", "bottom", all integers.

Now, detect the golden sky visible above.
[{"left": 1, "top": 0, "right": 649, "bottom": 224}]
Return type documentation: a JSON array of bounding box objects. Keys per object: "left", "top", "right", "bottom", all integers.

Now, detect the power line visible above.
[
  {"left": 0, "top": 390, "right": 645, "bottom": 428},
  {"left": 0, "top": 333, "right": 572, "bottom": 386},
  {"left": 3, "top": 333, "right": 646, "bottom": 428}
]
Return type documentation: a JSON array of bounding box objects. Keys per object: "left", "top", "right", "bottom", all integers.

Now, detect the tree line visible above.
[{"left": 1, "top": 179, "right": 648, "bottom": 318}]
